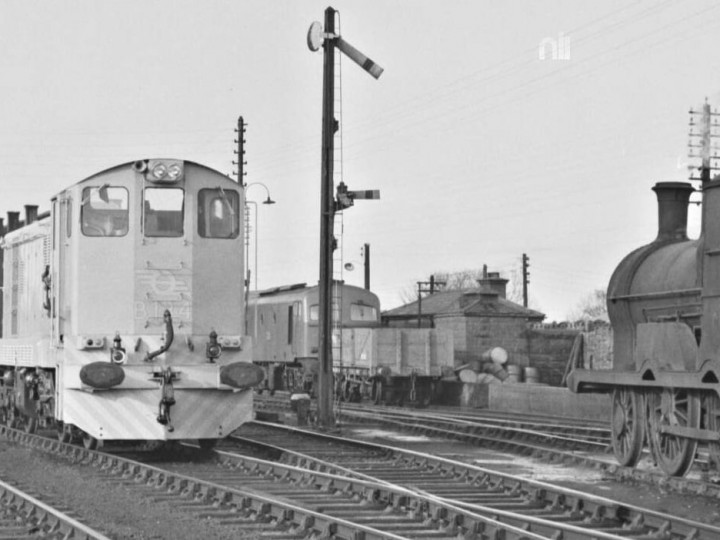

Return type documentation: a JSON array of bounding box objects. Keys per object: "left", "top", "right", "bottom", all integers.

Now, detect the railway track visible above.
[
  {"left": 228, "top": 421, "right": 718, "bottom": 540},
  {"left": 0, "top": 425, "right": 584, "bottom": 539},
  {"left": 256, "top": 394, "right": 611, "bottom": 451},
  {"left": 2, "top": 423, "right": 716, "bottom": 539},
  {"left": 256, "top": 394, "right": 720, "bottom": 492},
  {"left": 0, "top": 475, "right": 110, "bottom": 539}
]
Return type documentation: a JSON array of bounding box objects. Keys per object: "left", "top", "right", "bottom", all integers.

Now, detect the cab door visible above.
[
  {"left": 289, "top": 301, "right": 304, "bottom": 358},
  {"left": 52, "top": 193, "right": 72, "bottom": 345}
]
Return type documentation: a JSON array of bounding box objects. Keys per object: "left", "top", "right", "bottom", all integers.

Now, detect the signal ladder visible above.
[{"left": 332, "top": 45, "right": 345, "bottom": 406}]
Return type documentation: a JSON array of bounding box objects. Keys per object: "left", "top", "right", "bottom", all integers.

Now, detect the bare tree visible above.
[
  {"left": 567, "top": 289, "right": 608, "bottom": 322},
  {"left": 399, "top": 267, "right": 528, "bottom": 306}
]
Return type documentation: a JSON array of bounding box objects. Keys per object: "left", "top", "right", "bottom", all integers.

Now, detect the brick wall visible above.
[
  {"left": 525, "top": 327, "right": 580, "bottom": 385},
  {"left": 583, "top": 325, "right": 613, "bottom": 370},
  {"left": 437, "top": 315, "right": 534, "bottom": 368}
]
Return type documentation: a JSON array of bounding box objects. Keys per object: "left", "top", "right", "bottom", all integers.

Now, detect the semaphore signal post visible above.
[{"left": 307, "top": 7, "right": 383, "bottom": 428}]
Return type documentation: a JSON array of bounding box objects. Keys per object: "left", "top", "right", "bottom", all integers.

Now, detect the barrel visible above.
[
  {"left": 524, "top": 367, "right": 540, "bottom": 384},
  {"left": 458, "top": 369, "right": 478, "bottom": 383},
  {"left": 505, "top": 364, "right": 522, "bottom": 383},
  {"left": 482, "top": 347, "right": 508, "bottom": 365},
  {"left": 485, "top": 362, "right": 508, "bottom": 381}
]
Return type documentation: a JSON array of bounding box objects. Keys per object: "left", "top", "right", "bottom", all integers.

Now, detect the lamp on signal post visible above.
[{"left": 308, "top": 7, "right": 383, "bottom": 429}]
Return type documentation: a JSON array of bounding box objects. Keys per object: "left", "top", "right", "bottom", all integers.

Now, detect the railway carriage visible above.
[
  {"left": 248, "top": 282, "right": 381, "bottom": 398},
  {"left": 0, "top": 159, "right": 263, "bottom": 448}
]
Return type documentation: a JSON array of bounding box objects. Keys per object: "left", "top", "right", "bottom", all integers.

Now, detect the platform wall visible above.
[{"left": 486, "top": 383, "right": 610, "bottom": 420}]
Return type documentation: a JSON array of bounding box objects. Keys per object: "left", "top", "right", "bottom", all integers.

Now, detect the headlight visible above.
[
  {"left": 167, "top": 163, "right": 182, "bottom": 180},
  {"left": 151, "top": 163, "right": 167, "bottom": 180}
]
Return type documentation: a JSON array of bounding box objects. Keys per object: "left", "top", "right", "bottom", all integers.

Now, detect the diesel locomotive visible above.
[
  {"left": 248, "top": 282, "right": 381, "bottom": 397},
  {"left": 568, "top": 179, "right": 720, "bottom": 476},
  {"left": 0, "top": 159, "right": 263, "bottom": 449}
]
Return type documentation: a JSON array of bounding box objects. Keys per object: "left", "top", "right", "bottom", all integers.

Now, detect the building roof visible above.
[{"left": 382, "top": 288, "right": 545, "bottom": 320}]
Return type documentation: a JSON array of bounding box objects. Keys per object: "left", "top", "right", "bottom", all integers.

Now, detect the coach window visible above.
[
  {"left": 81, "top": 186, "right": 129, "bottom": 237},
  {"left": 198, "top": 188, "right": 239, "bottom": 238},
  {"left": 144, "top": 188, "right": 184, "bottom": 237},
  {"left": 351, "top": 303, "right": 377, "bottom": 321},
  {"left": 309, "top": 305, "right": 319, "bottom": 322}
]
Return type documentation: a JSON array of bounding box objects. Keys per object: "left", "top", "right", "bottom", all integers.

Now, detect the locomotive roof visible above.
[
  {"left": 1, "top": 214, "right": 51, "bottom": 247},
  {"left": 250, "top": 282, "right": 377, "bottom": 302},
  {"left": 55, "top": 159, "right": 234, "bottom": 196}
]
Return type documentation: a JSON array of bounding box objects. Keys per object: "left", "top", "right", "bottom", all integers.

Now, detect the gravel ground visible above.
[{"left": 0, "top": 440, "right": 253, "bottom": 539}]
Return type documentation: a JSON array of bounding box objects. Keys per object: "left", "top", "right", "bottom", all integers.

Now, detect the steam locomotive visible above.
[
  {"left": 0, "top": 159, "right": 263, "bottom": 449},
  {"left": 568, "top": 180, "right": 720, "bottom": 476},
  {"left": 248, "top": 282, "right": 381, "bottom": 398}
]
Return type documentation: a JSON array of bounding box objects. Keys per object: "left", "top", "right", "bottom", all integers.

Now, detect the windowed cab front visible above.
[{"left": 49, "top": 159, "right": 259, "bottom": 441}]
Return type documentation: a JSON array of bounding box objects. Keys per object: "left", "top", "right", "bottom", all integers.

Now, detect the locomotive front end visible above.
[{"left": 50, "top": 159, "right": 263, "bottom": 447}]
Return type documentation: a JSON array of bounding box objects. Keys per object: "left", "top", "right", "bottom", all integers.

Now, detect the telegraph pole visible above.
[
  {"left": 308, "top": 7, "right": 383, "bottom": 428},
  {"left": 363, "top": 243, "right": 370, "bottom": 290},
  {"left": 416, "top": 275, "right": 445, "bottom": 328},
  {"left": 233, "top": 116, "right": 247, "bottom": 186},
  {"left": 522, "top": 253, "right": 530, "bottom": 308},
  {"left": 234, "top": 116, "right": 251, "bottom": 334}
]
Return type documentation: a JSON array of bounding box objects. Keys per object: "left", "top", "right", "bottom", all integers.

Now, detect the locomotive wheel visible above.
[
  {"left": 610, "top": 388, "right": 645, "bottom": 467},
  {"left": 3, "top": 407, "right": 19, "bottom": 429},
  {"left": 57, "top": 423, "right": 72, "bottom": 444},
  {"left": 646, "top": 388, "right": 699, "bottom": 477},
  {"left": 82, "top": 433, "right": 99, "bottom": 450},
  {"left": 23, "top": 417, "right": 37, "bottom": 434},
  {"left": 701, "top": 392, "right": 720, "bottom": 468}
]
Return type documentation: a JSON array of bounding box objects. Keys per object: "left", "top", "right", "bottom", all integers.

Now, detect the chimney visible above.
[
  {"left": 477, "top": 271, "right": 508, "bottom": 299},
  {"left": 24, "top": 205, "right": 38, "bottom": 225},
  {"left": 652, "top": 182, "right": 693, "bottom": 241},
  {"left": 7, "top": 212, "right": 20, "bottom": 232}
]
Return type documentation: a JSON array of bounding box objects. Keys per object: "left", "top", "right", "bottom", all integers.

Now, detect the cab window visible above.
[
  {"left": 198, "top": 188, "right": 239, "bottom": 239},
  {"left": 81, "top": 186, "right": 129, "bottom": 237},
  {"left": 351, "top": 303, "right": 377, "bottom": 321},
  {"left": 144, "top": 188, "right": 184, "bottom": 237}
]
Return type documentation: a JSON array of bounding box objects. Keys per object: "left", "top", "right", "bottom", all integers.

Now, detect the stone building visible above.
[{"left": 382, "top": 272, "right": 547, "bottom": 371}]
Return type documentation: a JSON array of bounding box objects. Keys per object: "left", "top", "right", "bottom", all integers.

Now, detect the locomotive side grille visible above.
[
  {"left": 42, "top": 235, "right": 50, "bottom": 266},
  {"left": 0, "top": 344, "right": 33, "bottom": 364}
]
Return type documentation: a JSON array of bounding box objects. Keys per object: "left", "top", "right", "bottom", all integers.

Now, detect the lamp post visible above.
[
  {"left": 244, "top": 182, "right": 276, "bottom": 291},
  {"left": 243, "top": 183, "right": 275, "bottom": 335}
]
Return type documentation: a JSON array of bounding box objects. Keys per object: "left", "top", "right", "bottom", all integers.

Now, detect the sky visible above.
[{"left": 1, "top": 0, "right": 719, "bottom": 321}]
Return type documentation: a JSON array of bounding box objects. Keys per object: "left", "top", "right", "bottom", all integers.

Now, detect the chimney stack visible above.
[
  {"left": 477, "top": 271, "right": 508, "bottom": 299},
  {"left": 7, "top": 212, "right": 20, "bottom": 232},
  {"left": 24, "top": 205, "right": 38, "bottom": 225},
  {"left": 652, "top": 182, "right": 693, "bottom": 241}
]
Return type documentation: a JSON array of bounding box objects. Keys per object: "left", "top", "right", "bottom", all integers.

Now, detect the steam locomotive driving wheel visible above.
[
  {"left": 611, "top": 388, "right": 645, "bottom": 467},
  {"left": 646, "top": 388, "right": 699, "bottom": 477}
]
